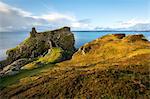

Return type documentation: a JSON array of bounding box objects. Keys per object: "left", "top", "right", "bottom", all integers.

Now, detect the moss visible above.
[
  {"left": 6, "top": 46, "right": 19, "bottom": 55},
  {"left": 22, "top": 47, "right": 64, "bottom": 70},
  {"left": 5, "top": 27, "right": 75, "bottom": 67},
  {"left": 1, "top": 34, "right": 150, "bottom": 98},
  {"left": 0, "top": 64, "right": 56, "bottom": 88},
  {"left": 6, "top": 37, "right": 31, "bottom": 55},
  {"left": 63, "top": 35, "right": 73, "bottom": 41},
  {"left": 21, "top": 62, "right": 38, "bottom": 70},
  {"left": 38, "top": 47, "right": 63, "bottom": 63},
  {"left": 21, "top": 37, "right": 30, "bottom": 45}
]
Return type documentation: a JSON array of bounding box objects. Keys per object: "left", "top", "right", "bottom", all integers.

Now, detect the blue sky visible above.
[{"left": 0, "top": 0, "right": 149, "bottom": 31}]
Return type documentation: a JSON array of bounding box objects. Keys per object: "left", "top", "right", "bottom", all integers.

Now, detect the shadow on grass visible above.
[{"left": 0, "top": 64, "right": 56, "bottom": 89}]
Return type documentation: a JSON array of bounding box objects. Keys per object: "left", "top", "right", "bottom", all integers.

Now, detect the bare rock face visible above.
[
  {"left": 5, "top": 27, "right": 75, "bottom": 64},
  {"left": 123, "top": 34, "right": 148, "bottom": 42},
  {"left": 0, "top": 27, "right": 75, "bottom": 76},
  {"left": 0, "top": 58, "right": 29, "bottom": 77},
  {"left": 30, "top": 27, "right": 37, "bottom": 37},
  {"left": 113, "top": 34, "right": 126, "bottom": 39}
]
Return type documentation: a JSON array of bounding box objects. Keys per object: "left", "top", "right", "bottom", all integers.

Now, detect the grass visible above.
[
  {"left": 1, "top": 65, "right": 149, "bottom": 98},
  {"left": 0, "top": 34, "right": 150, "bottom": 98},
  {"left": 127, "top": 49, "right": 150, "bottom": 58},
  {"left": 21, "top": 47, "right": 63, "bottom": 70},
  {"left": 0, "top": 64, "right": 56, "bottom": 89},
  {"left": 38, "top": 47, "right": 63, "bottom": 63}
]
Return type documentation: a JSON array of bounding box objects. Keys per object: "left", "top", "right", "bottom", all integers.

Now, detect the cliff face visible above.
[
  {"left": 0, "top": 33, "right": 150, "bottom": 98},
  {"left": 6, "top": 27, "right": 75, "bottom": 64},
  {"left": 0, "top": 27, "right": 75, "bottom": 77}
]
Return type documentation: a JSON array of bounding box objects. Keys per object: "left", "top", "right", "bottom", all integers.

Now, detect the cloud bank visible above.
[
  {"left": 0, "top": 1, "right": 150, "bottom": 32},
  {"left": 95, "top": 19, "right": 150, "bottom": 31},
  {"left": 0, "top": 1, "right": 90, "bottom": 32}
]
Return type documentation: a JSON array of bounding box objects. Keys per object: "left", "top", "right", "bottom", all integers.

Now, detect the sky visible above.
[{"left": 0, "top": 0, "right": 150, "bottom": 31}]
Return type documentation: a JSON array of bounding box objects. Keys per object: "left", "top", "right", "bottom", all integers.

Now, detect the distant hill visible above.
[{"left": 94, "top": 23, "right": 150, "bottom": 32}]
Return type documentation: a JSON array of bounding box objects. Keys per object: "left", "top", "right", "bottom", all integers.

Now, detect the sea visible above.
[{"left": 0, "top": 31, "right": 150, "bottom": 61}]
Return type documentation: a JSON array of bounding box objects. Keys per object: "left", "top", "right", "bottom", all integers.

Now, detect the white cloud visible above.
[
  {"left": 41, "top": 13, "right": 76, "bottom": 22},
  {"left": 120, "top": 19, "right": 150, "bottom": 28},
  {"left": 1, "top": 1, "right": 149, "bottom": 32},
  {"left": 0, "top": 2, "right": 31, "bottom": 16},
  {"left": 94, "top": 18, "right": 150, "bottom": 31},
  {"left": 112, "top": 18, "right": 150, "bottom": 28},
  {"left": 127, "top": 23, "right": 150, "bottom": 31},
  {"left": 0, "top": 1, "right": 90, "bottom": 32},
  {"left": 0, "top": 2, "right": 10, "bottom": 13},
  {"left": 0, "top": 1, "right": 46, "bottom": 31}
]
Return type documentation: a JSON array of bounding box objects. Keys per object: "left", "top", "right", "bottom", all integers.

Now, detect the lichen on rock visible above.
[
  {"left": 6, "top": 27, "right": 75, "bottom": 63},
  {"left": 0, "top": 33, "right": 150, "bottom": 98},
  {"left": 21, "top": 47, "right": 65, "bottom": 70},
  {"left": 0, "top": 27, "right": 75, "bottom": 76},
  {"left": 0, "top": 58, "right": 30, "bottom": 77}
]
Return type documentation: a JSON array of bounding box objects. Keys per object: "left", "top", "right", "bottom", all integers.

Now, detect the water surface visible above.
[{"left": 0, "top": 31, "right": 150, "bottom": 60}]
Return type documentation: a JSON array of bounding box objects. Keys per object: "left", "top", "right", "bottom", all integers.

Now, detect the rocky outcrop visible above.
[
  {"left": 0, "top": 33, "right": 150, "bottom": 98},
  {"left": 123, "top": 34, "right": 148, "bottom": 42},
  {"left": 0, "top": 27, "right": 75, "bottom": 76},
  {"left": 21, "top": 47, "right": 65, "bottom": 70},
  {"left": 6, "top": 27, "right": 75, "bottom": 64},
  {"left": 0, "top": 58, "right": 29, "bottom": 77},
  {"left": 113, "top": 34, "right": 125, "bottom": 39}
]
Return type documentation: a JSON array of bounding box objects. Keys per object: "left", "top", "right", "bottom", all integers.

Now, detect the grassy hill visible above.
[{"left": 0, "top": 34, "right": 150, "bottom": 98}]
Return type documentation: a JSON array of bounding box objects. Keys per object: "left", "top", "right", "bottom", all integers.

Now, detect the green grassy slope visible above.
[{"left": 0, "top": 34, "right": 150, "bottom": 98}]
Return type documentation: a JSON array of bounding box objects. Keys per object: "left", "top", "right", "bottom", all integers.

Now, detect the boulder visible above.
[{"left": 0, "top": 58, "right": 29, "bottom": 77}]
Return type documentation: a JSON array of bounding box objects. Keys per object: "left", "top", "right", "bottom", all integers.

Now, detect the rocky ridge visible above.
[
  {"left": 0, "top": 31, "right": 150, "bottom": 98},
  {"left": 0, "top": 27, "right": 75, "bottom": 77}
]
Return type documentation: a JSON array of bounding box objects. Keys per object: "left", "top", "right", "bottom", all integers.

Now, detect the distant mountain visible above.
[
  {"left": 95, "top": 23, "right": 150, "bottom": 31},
  {"left": 126, "top": 23, "right": 150, "bottom": 31}
]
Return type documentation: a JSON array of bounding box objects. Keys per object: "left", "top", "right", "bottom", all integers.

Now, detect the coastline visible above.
[{"left": 0, "top": 31, "right": 150, "bottom": 61}]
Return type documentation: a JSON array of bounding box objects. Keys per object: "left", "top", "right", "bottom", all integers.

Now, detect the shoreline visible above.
[{"left": 0, "top": 31, "right": 150, "bottom": 61}]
